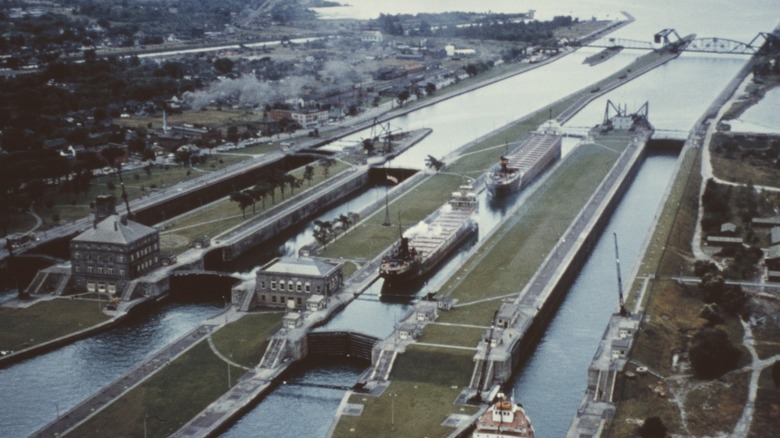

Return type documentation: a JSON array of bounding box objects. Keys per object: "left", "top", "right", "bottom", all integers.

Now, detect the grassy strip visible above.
[
  {"left": 158, "top": 161, "right": 349, "bottom": 253},
  {"left": 210, "top": 311, "right": 283, "bottom": 368},
  {"left": 0, "top": 298, "right": 109, "bottom": 350},
  {"left": 71, "top": 312, "right": 281, "bottom": 437},
  {"left": 418, "top": 324, "right": 485, "bottom": 348},
  {"left": 72, "top": 340, "right": 235, "bottom": 437},
  {"left": 321, "top": 173, "right": 461, "bottom": 260},
  {"left": 750, "top": 367, "right": 780, "bottom": 437},
  {"left": 439, "top": 138, "right": 629, "bottom": 327},
  {"left": 332, "top": 345, "right": 478, "bottom": 438}
]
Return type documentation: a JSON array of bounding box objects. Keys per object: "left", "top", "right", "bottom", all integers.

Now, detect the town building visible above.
[
  {"left": 254, "top": 257, "right": 343, "bottom": 310},
  {"left": 270, "top": 108, "right": 329, "bottom": 127},
  {"left": 69, "top": 195, "right": 161, "bottom": 294}
]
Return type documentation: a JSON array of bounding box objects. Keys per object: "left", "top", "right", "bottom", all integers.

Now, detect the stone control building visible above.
[
  {"left": 255, "top": 257, "right": 343, "bottom": 310},
  {"left": 70, "top": 196, "right": 161, "bottom": 294}
]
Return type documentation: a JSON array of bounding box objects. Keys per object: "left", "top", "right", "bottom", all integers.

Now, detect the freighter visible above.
[
  {"left": 486, "top": 122, "right": 562, "bottom": 197},
  {"left": 380, "top": 184, "right": 478, "bottom": 285}
]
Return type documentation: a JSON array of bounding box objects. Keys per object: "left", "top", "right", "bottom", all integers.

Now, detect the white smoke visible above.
[
  {"left": 183, "top": 74, "right": 311, "bottom": 110},
  {"left": 405, "top": 222, "right": 444, "bottom": 238},
  {"left": 320, "top": 60, "right": 367, "bottom": 85}
]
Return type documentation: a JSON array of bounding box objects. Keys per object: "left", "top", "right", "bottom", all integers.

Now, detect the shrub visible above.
[
  {"left": 689, "top": 327, "right": 741, "bottom": 379},
  {"left": 638, "top": 416, "right": 667, "bottom": 438}
]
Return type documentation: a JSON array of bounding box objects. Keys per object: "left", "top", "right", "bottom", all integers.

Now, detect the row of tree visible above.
[{"left": 229, "top": 159, "right": 334, "bottom": 217}]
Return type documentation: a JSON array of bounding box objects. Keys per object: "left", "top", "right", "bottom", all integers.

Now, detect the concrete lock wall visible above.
[
  {"left": 490, "top": 136, "right": 650, "bottom": 387},
  {"left": 221, "top": 171, "right": 370, "bottom": 261}
]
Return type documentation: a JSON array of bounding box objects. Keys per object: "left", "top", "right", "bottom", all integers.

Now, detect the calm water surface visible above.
[{"left": 5, "top": 1, "right": 779, "bottom": 436}]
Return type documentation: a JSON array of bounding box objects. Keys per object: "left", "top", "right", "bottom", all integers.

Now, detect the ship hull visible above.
[
  {"left": 486, "top": 132, "right": 562, "bottom": 198},
  {"left": 380, "top": 220, "right": 477, "bottom": 288}
]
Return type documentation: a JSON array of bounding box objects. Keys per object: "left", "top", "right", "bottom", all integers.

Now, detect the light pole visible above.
[
  {"left": 390, "top": 392, "right": 398, "bottom": 430},
  {"left": 227, "top": 361, "right": 231, "bottom": 389},
  {"left": 382, "top": 184, "right": 391, "bottom": 227}
]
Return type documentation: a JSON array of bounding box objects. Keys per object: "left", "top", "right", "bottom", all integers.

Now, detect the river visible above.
[{"left": 3, "top": 1, "right": 779, "bottom": 437}]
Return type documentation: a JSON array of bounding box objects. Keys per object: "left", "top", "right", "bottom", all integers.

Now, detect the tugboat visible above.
[
  {"left": 380, "top": 183, "right": 478, "bottom": 286},
  {"left": 486, "top": 121, "right": 562, "bottom": 197},
  {"left": 472, "top": 393, "right": 535, "bottom": 438}
]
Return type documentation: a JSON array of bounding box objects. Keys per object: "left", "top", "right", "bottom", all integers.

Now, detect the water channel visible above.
[
  {"left": 3, "top": 1, "right": 779, "bottom": 436},
  {"left": 1, "top": 300, "right": 222, "bottom": 438}
]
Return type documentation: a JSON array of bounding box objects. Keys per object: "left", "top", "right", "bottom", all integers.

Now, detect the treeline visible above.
[
  {"left": 0, "top": 56, "right": 203, "bottom": 151},
  {"left": 373, "top": 12, "right": 576, "bottom": 45},
  {"left": 436, "top": 15, "right": 576, "bottom": 43}
]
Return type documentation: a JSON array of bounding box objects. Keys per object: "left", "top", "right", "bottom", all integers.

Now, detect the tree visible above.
[
  {"left": 176, "top": 148, "right": 193, "bottom": 167},
  {"left": 396, "top": 89, "right": 410, "bottom": 107},
  {"left": 214, "top": 58, "right": 234, "bottom": 75},
  {"left": 101, "top": 145, "right": 125, "bottom": 169},
  {"left": 226, "top": 125, "right": 239, "bottom": 143},
  {"left": 689, "top": 327, "right": 741, "bottom": 379},
  {"left": 320, "top": 158, "right": 335, "bottom": 177},
  {"left": 638, "top": 416, "right": 667, "bottom": 438},
  {"left": 425, "top": 155, "right": 445, "bottom": 172},
  {"left": 425, "top": 82, "right": 437, "bottom": 96},
  {"left": 286, "top": 174, "right": 299, "bottom": 196},
  {"left": 303, "top": 165, "right": 314, "bottom": 186},
  {"left": 229, "top": 191, "right": 253, "bottom": 218},
  {"left": 772, "top": 360, "right": 780, "bottom": 389}
]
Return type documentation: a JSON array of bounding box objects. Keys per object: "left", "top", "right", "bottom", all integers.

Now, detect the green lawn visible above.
[
  {"left": 333, "top": 346, "right": 478, "bottom": 438},
  {"left": 71, "top": 312, "right": 282, "bottom": 437},
  {"left": 0, "top": 298, "right": 110, "bottom": 351},
  {"left": 438, "top": 139, "right": 626, "bottom": 325}
]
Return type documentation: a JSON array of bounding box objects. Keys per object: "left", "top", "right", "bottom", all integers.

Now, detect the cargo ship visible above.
[
  {"left": 380, "top": 184, "right": 478, "bottom": 285},
  {"left": 486, "top": 122, "right": 562, "bottom": 197},
  {"left": 472, "top": 393, "right": 535, "bottom": 438}
]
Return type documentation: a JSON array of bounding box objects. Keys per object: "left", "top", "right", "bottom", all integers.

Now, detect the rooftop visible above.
[
  {"left": 261, "top": 256, "right": 340, "bottom": 277},
  {"left": 72, "top": 214, "right": 157, "bottom": 245}
]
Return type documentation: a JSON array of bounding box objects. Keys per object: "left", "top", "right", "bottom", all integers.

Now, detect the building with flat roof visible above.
[{"left": 254, "top": 257, "right": 343, "bottom": 310}]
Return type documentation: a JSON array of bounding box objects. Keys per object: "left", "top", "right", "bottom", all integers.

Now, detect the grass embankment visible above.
[
  {"left": 444, "top": 132, "right": 632, "bottom": 317},
  {"left": 158, "top": 160, "right": 350, "bottom": 254},
  {"left": 709, "top": 132, "right": 780, "bottom": 189},
  {"left": 71, "top": 312, "right": 281, "bottom": 438},
  {"left": 333, "top": 346, "right": 479, "bottom": 438},
  {"left": 0, "top": 298, "right": 109, "bottom": 351}
]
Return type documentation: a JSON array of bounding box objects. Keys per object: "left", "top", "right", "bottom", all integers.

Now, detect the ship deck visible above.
[
  {"left": 407, "top": 208, "right": 475, "bottom": 257},
  {"left": 504, "top": 133, "right": 561, "bottom": 172}
]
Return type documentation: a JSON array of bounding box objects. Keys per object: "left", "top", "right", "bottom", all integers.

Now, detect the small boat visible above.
[{"left": 472, "top": 393, "right": 535, "bottom": 438}]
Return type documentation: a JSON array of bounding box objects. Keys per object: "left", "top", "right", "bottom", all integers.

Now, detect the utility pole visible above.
[{"left": 382, "top": 184, "right": 391, "bottom": 227}]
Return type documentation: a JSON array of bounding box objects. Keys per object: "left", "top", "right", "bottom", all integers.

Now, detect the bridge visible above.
[
  {"left": 586, "top": 29, "right": 778, "bottom": 55},
  {"left": 169, "top": 269, "right": 244, "bottom": 281}
]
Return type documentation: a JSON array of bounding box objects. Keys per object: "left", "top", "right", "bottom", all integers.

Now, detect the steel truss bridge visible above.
[{"left": 586, "top": 29, "right": 778, "bottom": 55}]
